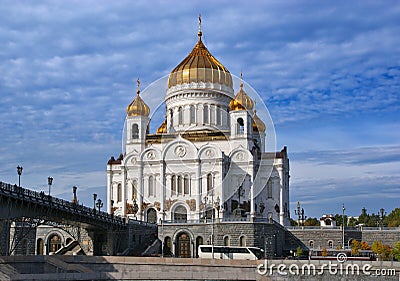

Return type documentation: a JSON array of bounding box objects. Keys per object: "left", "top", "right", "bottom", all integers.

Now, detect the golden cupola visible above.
[
  {"left": 167, "top": 21, "right": 233, "bottom": 89},
  {"left": 229, "top": 75, "right": 255, "bottom": 111},
  {"left": 126, "top": 80, "right": 150, "bottom": 117},
  {"left": 252, "top": 110, "right": 266, "bottom": 132},
  {"left": 156, "top": 117, "right": 167, "bottom": 134}
]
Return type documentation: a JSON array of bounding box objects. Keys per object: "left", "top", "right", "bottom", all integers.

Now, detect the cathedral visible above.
[{"left": 106, "top": 21, "right": 290, "bottom": 257}]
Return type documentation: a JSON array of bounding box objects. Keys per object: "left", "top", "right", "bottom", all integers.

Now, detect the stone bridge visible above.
[{"left": 0, "top": 181, "right": 156, "bottom": 256}]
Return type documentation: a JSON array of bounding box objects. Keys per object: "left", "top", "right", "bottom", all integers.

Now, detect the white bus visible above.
[{"left": 198, "top": 245, "right": 264, "bottom": 260}]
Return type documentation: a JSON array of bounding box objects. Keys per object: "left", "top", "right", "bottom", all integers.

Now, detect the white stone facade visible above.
[{"left": 106, "top": 32, "right": 290, "bottom": 227}]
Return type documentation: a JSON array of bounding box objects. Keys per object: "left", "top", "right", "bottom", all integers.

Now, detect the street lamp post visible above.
[
  {"left": 161, "top": 210, "right": 166, "bottom": 257},
  {"left": 379, "top": 208, "right": 386, "bottom": 229},
  {"left": 17, "top": 166, "right": 23, "bottom": 187},
  {"left": 342, "top": 203, "right": 345, "bottom": 249},
  {"left": 211, "top": 190, "right": 214, "bottom": 260},
  {"left": 294, "top": 201, "right": 301, "bottom": 226},
  {"left": 47, "top": 177, "right": 53, "bottom": 196},
  {"left": 93, "top": 193, "right": 97, "bottom": 211},
  {"left": 96, "top": 198, "right": 103, "bottom": 213}
]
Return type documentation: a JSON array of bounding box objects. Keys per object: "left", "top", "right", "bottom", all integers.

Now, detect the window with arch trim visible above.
[
  {"left": 239, "top": 235, "right": 246, "bottom": 247},
  {"left": 177, "top": 175, "right": 182, "bottom": 194},
  {"left": 328, "top": 240, "right": 333, "bottom": 248},
  {"left": 190, "top": 105, "right": 196, "bottom": 124},
  {"left": 171, "top": 175, "right": 176, "bottom": 195},
  {"left": 224, "top": 236, "right": 230, "bottom": 246},
  {"left": 207, "top": 173, "right": 213, "bottom": 193},
  {"left": 216, "top": 105, "right": 221, "bottom": 125},
  {"left": 237, "top": 118, "right": 244, "bottom": 134},
  {"left": 148, "top": 176, "right": 154, "bottom": 197},
  {"left": 132, "top": 124, "right": 139, "bottom": 139},
  {"left": 203, "top": 105, "right": 209, "bottom": 123},
  {"left": 117, "top": 184, "right": 122, "bottom": 202},
  {"left": 309, "top": 240, "right": 314, "bottom": 248},
  {"left": 178, "top": 106, "right": 183, "bottom": 125},
  {"left": 184, "top": 175, "right": 189, "bottom": 195},
  {"left": 267, "top": 179, "right": 273, "bottom": 198}
]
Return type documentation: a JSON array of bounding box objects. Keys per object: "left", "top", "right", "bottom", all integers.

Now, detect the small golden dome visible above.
[
  {"left": 252, "top": 110, "right": 266, "bottom": 132},
  {"left": 126, "top": 88, "right": 150, "bottom": 117},
  {"left": 229, "top": 81, "right": 254, "bottom": 111},
  {"left": 156, "top": 118, "right": 167, "bottom": 134},
  {"left": 167, "top": 31, "right": 232, "bottom": 89}
]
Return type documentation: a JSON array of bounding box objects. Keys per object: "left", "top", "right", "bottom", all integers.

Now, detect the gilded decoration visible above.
[
  {"left": 142, "top": 201, "right": 150, "bottom": 211},
  {"left": 154, "top": 201, "right": 161, "bottom": 211},
  {"left": 126, "top": 203, "right": 134, "bottom": 214},
  {"left": 165, "top": 198, "right": 178, "bottom": 211},
  {"left": 186, "top": 199, "right": 196, "bottom": 211}
]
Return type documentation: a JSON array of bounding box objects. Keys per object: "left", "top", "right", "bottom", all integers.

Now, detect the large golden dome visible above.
[
  {"left": 167, "top": 31, "right": 233, "bottom": 89},
  {"left": 252, "top": 110, "right": 266, "bottom": 132},
  {"left": 229, "top": 80, "right": 254, "bottom": 111}
]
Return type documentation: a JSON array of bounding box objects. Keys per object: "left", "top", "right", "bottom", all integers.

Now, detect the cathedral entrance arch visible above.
[
  {"left": 147, "top": 208, "right": 157, "bottom": 223},
  {"left": 48, "top": 234, "right": 62, "bottom": 254},
  {"left": 177, "top": 232, "right": 191, "bottom": 258}
]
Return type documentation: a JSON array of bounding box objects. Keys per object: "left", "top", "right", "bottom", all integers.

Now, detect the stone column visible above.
[
  {"left": 106, "top": 168, "right": 112, "bottom": 214},
  {"left": 277, "top": 165, "right": 284, "bottom": 226}
]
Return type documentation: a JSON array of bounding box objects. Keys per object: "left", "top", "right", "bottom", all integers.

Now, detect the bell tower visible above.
[
  {"left": 126, "top": 79, "right": 150, "bottom": 154},
  {"left": 229, "top": 74, "right": 255, "bottom": 150}
]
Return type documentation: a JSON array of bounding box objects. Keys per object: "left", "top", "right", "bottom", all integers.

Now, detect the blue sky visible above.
[{"left": 0, "top": 1, "right": 399, "bottom": 218}]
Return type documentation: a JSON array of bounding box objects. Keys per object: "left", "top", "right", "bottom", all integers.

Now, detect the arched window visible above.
[
  {"left": 171, "top": 175, "right": 176, "bottom": 195},
  {"left": 207, "top": 173, "right": 213, "bottom": 193},
  {"left": 36, "top": 238, "right": 43, "bottom": 255},
  {"left": 132, "top": 180, "right": 137, "bottom": 200},
  {"left": 177, "top": 175, "right": 182, "bottom": 194},
  {"left": 216, "top": 105, "right": 221, "bottom": 125},
  {"left": 190, "top": 105, "right": 196, "bottom": 124},
  {"left": 237, "top": 118, "right": 244, "bottom": 134},
  {"left": 210, "top": 105, "right": 215, "bottom": 124},
  {"left": 174, "top": 205, "right": 187, "bottom": 222},
  {"left": 117, "top": 184, "right": 122, "bottom": 202},
  {"left": 240, "top": 236, "right": 246, "bottom": 247},
  {"left": 184, "top": 175, "right": 189, "bottom": 195},
  {"left": 147, "top": 208, "right": 157, "bottom": 223},
  {"left": 170, "top": 109, "right": 174, "bottom": 127},
  {"left": 267, "top": 179, "right": 273, "bottom": 198},
  {"left": 328, "top": 240, "right": 333, "bottom": 248},
  {"left": 49, "top": 234, "right": 62, "bottom": 253},
  {"left": 132, "top": 124, "right": 139, "bottom": 139},
  {"left": 149, "top": 176, "right": 154, "bottom": 197},
  {"left": 309, "top": 240, "right": 314, "bottom": 248},
  {"left": 164, "top": 237, "right": 172, "bottom": 256},
  {"left": 224, "top": 236, "right": 230, "bottom": 246},
  {"left": 325, "top": 219, "right": 332, "bottom": 226},
  {"left": 196, "top": 236, "right": 203, "bottom": 258},
  {"left": 203, "top": 105, "right": 209, "bottom": 124},
  {"left": 178, "top": 106, "right": 183, "bottom": 125}
]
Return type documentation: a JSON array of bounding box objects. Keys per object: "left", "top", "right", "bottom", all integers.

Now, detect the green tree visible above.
[
  {"left": 304, "top": 217, "right": 319, "bottom": 226},
  {"left": 296, "top": 246, "right": 303, "bottom": 258},
  {"left": 392, "top": 241, "right": 400, "bottom": 261},
  {"left": 384, "top": 208, "right": 400, "bottom": 227},
  {"left": 371, "top": 241, "right": 392, "bottom": 261}
]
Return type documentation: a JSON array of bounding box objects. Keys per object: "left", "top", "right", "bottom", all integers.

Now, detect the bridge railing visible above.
[{"left": 0, "top": 181, "right": 126, "bottom": 227}]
